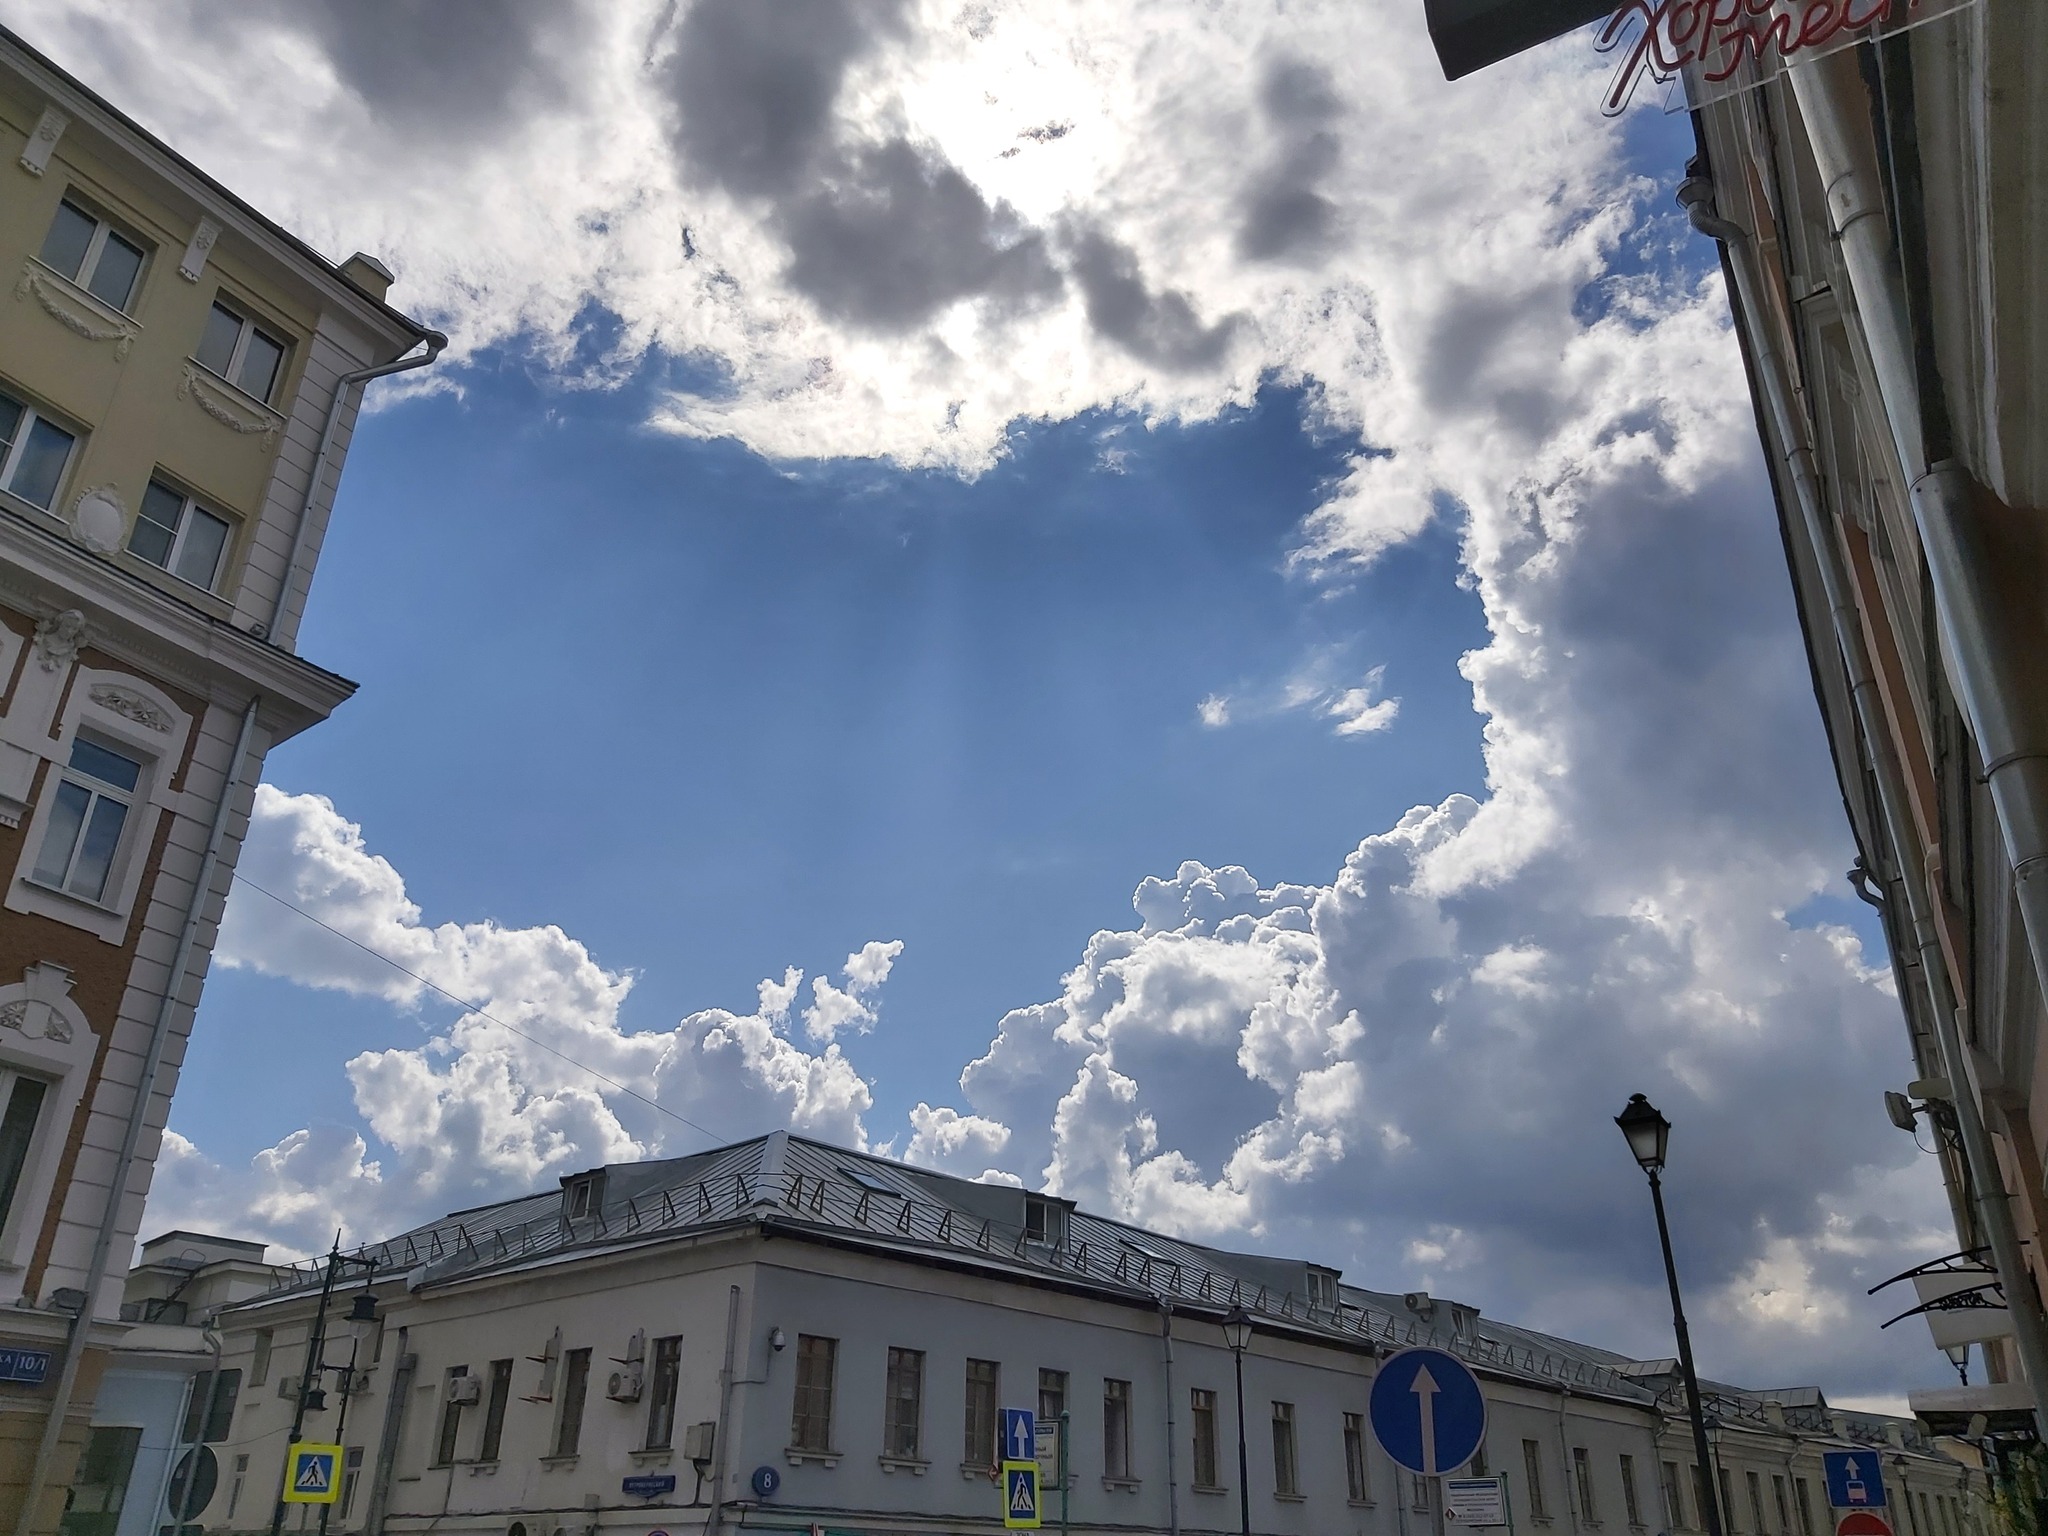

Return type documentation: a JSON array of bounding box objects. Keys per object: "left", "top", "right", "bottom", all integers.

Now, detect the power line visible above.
[{"left": 231, "top": 874, "right": 727, "bottom": 1148}]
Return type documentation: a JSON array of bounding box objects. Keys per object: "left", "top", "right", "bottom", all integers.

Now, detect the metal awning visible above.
[{"left": 1422, "top": 0, "right": 1619, "bottom": 80}]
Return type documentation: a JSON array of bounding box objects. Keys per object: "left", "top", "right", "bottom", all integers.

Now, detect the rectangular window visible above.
[
  {"left": 965, "top": 1359, "right": 1000, "bottom": 1465},
  {"left": 1722, "top": 1470, "right": 1738, "bottom": 1533},
  {"left": 1192, "top": 1388, "right": 1219, "bottom": 1488},
  {"left": 130, "top": 479, "right": 232, "bottom": 591},
  {"left": 1795, "top": 1478, "right": 1815, "bottom": 1536},
  {"left": 33, "top": 736, "right": 143, "bottom": 904},
  {"left": 1271, "top": 1401, "right": 1299, "bottom": 1497},
  {"left": 1414, "top": 1474, "right": 1432, "bottom": 1512},
  {"left": 1344, "top": 1412, "right": 1370, "bottom": 1502},
  {"left": 57, "top": 1423, "right": 143, "bottom": 1536},
  {"left": 0, "top": 389, "right": 79, "bottom": 511},
  {"left": 179, "top": 1369, "right": 241, "bottom": 1445},
  {"left": 0, "top": 1075, "right": 50, "bottom": 1233},
  {"left": 1103, "top": 1378, "right": 1131, "bottom": 1479},
  {"left": 553, "top": 1348, "right": 591, "bottom": 1457},
  {"left": 1525, "top": 1441, "right": 1549, "bottom": 1521},
  {"left": 434, "top": 1366, "right": 468, "bottom": 1466},
  {"left": 195, "top": 299, "right": 289, "bottom": 403},
  {"left": 1663, "top": 1462, "right": 1686, "bottom": 1529},
  {"left": 339, "top": 1446, "right": 364, "bottom": 1519},
  {"left": 479, "top": 1359, "right": 513, "bottom": 1461},
  {"left": 250, "top": 1330, "right": 274, "bottom": 1389},
  {"left": 39, "top": 198, "right": 146, "bottom": 312},
  {"left": 645, "top": 1336, "right": 682, "bottom": 1450},
  {"left": 790, "top": 1335, "right": 835, "bottom": 1452},
  {"left": 1576, "top": 1447, "right": 1598, "bottom": 1523},
  {"left": 1038, "top": 1367, "right": 1068, "bottom": 1425},
  {"left": 1750, "top": 1471, "right": 1769, "bottom": 1534},
  {"left": 884, "top": 1347, "right": 923, "bottom": 1460},
  {"left": 1775, "top": 1476, "right": 1792, "bottom": 1536},
  {"left": 1621, "top": 1455, "right": 1642, "bottom": 1527}
]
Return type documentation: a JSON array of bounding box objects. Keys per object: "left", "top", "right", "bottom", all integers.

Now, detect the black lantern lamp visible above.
[{"left": 1615, "top": 1093, "right": 1670, "bottom": 1173}]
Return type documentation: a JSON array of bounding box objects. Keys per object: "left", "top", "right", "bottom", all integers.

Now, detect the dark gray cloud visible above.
[
  {"left": 1068, "top": 227, "right": 1244, "bottom": 371},
  {"left": 662, "top": 0, "right": 907, "bottom": 198},
  {"left": 782, "top": 139, "right": 1061, "bottom": 328},
  {"left": 1236, "top": 58, "right": 1343, "bottom": 263},
  {"left": 659, "top": 0, "right": 1055, "bottom": 332},
  {"left": 293, "top": 0, "right": 587, "bottom": 137}
]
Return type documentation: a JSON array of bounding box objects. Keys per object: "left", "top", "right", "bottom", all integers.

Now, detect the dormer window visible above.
[
  {"left": 562, "top": 1171, "right": 606, "bottom": 1221},
  {"left": 1307, "top": 1268, "right": 1340, "bottom": 1313},
  {"left": 1025, "top": 1194, "right": 1065, "bottom": 1248}
]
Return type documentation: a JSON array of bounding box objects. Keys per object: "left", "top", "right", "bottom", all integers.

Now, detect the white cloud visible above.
[
  {"left": 1197, "top": 694, "right": 1231, "bottom": 729},
  {"left": 1199, "top": 653, "right": 1403, "bottom": 738},
  {"left": 1325, "top": 668, "right": 1401, "bottom": 735}
]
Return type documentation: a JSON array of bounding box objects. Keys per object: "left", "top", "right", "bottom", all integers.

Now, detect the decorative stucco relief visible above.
[
  {"left": 178, "top": 362, "right": 280, "bottom": 438},
  {"left": 13, "top": 259, "right": 139, "bottom": 360}
]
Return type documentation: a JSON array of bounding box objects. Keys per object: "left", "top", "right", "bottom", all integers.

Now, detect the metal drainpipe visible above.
[
  {"left": 1159, "top": 1302, "right": 1180, "bottom": 1536},
  {"left": 11, "top": 697, "right": 265, "bottom": 1536},
  {"left": 1555, "top": 1392, "right": 1581, "bottom": 1536},
  {"left": 362, "top": 1330, "right": 413, "bottom": 1536},
  {"left": 1675, "top": 168, "right": 2048, "bottom": 1432},
  {"left": 1785, "top": 54, "right": 2048, "bottom": 1069},
  {"left": 262, "top": 330, "right": 446, "bottom": 645},
  {"left": 707, "top": 1285, "right": 742, "bottom": 1536}
]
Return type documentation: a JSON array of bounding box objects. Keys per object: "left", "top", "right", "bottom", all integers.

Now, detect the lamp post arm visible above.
[{"left": 1649, "top": 1171, "right": 1724, "bottom": 1536}]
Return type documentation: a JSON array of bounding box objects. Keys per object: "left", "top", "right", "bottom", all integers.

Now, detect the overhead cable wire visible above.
[{"left": 231, "top": 874, "right": 726, "bottom": 1148}]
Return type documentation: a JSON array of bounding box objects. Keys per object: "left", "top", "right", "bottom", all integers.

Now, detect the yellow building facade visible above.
[{"left": 0, "top": 24, "right": 438, "bottom": 1536}]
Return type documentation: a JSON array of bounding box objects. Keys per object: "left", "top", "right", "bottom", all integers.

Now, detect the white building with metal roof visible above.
[{"left": 131, "top": 1135, "right": 1982, "bottom": 1536}]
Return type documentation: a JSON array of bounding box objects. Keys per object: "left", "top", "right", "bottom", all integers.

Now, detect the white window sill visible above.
[
  {"left": 1193, "top": 1485, "right": 1229, "bottom": 1497},
  {"left": 785, "top": 1448, "right": 839, "bottom": 1467},
  {"left": 629, "top": 1449, "right": 673, "bottom": 1464},
  {"left": 1350, "top": 1499, "right": 1376, "bottom": 1509},
  {"left": 961, "top": 1462, "right": 996, "bottom": 1481},
  {"left": 879, "top": 1456, "right": 929, "bottom": 1475},
  {"left": 539, "top": 1455, "right": 579, "bottom": 1470},
  {"left": 1275, "top": 1492, "right": 1307, "bottom": 1503},
  {"left": 465, "top": 1462, "right": 498, "bottom": 1477},
  {"left": 7, "top": 875, "right": 130, "bottom": 944},
  {"left": 1103, "top": 1477, "right": 1140, "bottom": 1493}
]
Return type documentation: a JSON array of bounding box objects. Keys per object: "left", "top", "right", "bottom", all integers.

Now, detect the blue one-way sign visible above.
[
  {"left": 1823, "top": 1452, "right": 1887, "bottom": 1509},
  {"left": 1000, "top": 1407, "right": 1037, "bottom": 1463},
  {"left": 1369, "top": 1347, "right": 1487, "bottom": 1476}
]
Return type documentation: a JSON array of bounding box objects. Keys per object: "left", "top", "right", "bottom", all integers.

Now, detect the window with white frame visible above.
[
  {"left": 194, "top": 298, "right": 289, "bottom": 404},
  {"left": 38, "top": 198, "right": 147, "bottom": 313},
  {"left": 0, "top": 1069, "right": 51, "bottom": 1237},
  {"left": 129, "top": 479, "right": 232, "bottom": 591},
  {"left": 31, "top": 737, "right": 143, "bottom": 904},
  {"left": 0, "top": 388, "right": 78, "bottom": 512}
]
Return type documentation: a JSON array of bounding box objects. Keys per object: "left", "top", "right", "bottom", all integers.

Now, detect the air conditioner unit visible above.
[
  {"left": 447, "top": 1373, "right": 482, "bottom": 1405},
  {"left": 1404, "top": 1291, "right": 1436, "bottom": 1319},
  {"left": 606, "top": 1364, "right": 643, "bottom": 1403}
]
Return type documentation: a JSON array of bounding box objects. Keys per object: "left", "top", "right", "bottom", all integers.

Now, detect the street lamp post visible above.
[
  {"left": 1615, "top": 1093, "right": 1724, "bottom": 1536},
  {"left": 268, "top": 1241, "right": 379, "bottom": 1536},
  {"left": 1223, "top": 1306, "right": 1255, "bottom": 1536}
]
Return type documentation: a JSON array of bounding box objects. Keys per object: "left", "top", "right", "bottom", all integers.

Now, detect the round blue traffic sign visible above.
[{"left": 1369, "top": 1347, "right": 1486, "bottom": 1476}]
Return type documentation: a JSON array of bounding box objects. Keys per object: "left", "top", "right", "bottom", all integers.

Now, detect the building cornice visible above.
[{"left": 0, "top": 507, "right": 355, "bottom": 739}]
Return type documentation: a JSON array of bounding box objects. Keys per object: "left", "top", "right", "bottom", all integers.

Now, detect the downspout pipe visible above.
[
  {"left": 1676, "top": 168, "right": 2048, "bottom": 1434},
  {"left": 1786, "top": 54, "right": 2048, "bottom": 1075},
  {"left": 1160, "top": 1302, "right": 1180, "bottom": 1536},
  {"left": 262, "top": 329, "right": 446, "bottom": 644},
  {"left": 362, "top": 1331, "right": 414, "bottom": 1536},
  {"left": 707, "top": 1284, "right": 742, "bottom": 1536},
  {"left": 11, "top": 697, "right": 266, "bottom": 1536}
]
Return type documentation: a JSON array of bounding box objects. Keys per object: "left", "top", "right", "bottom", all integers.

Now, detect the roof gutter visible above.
[{"left": 261, "top": 329, "right": 447, "bottom": 643}]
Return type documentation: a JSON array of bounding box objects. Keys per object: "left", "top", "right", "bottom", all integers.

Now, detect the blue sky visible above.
[
  {"left": 178, "top": 378, "right": 1492, "bottom": 1157},
  {"left": 8, "top": 0, "right": 1943, "bottom": 1406}
]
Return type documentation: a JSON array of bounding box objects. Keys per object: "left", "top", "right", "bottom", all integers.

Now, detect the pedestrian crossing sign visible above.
[
  {"left": 1002, "top": 1460, "right": 1041, "bottom": 1529},
  {"left": 283, "top": 1443, "right": 343, "bottom": 1504}
]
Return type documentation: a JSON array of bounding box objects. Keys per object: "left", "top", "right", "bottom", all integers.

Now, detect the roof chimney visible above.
[{"left": 338, "top": 252, "right": 394, "bottom": 301}]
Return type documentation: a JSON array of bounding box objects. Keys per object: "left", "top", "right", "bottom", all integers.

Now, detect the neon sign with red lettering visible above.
[{"left": 1596, "top": 0, "right": 1976, "bottom": 116}]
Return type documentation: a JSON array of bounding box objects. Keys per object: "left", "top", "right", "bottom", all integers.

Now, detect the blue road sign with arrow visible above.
[
  {"left": 1823, "top": 1451, "right": 1887, "bottom": 1509},
  {"left": 1000, "top": 1407, "right": 1036, "bottom": 1463},
  {"left": 1369, "top": 1346, "right": 1488, "bottom": 1476}
]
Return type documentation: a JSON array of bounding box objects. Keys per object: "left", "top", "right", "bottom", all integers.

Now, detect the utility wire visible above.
[{"left": 231, "top": 874, "right": 726, "bottom": 1148}]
